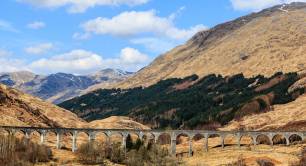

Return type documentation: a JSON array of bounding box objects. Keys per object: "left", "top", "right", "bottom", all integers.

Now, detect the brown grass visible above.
[{"left": 0, "top": 133, "right": 52, "bottom": 165}]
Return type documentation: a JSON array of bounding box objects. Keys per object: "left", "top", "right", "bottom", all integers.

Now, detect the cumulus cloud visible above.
[
  {"left": 28, "top": 49, "right": 103, "bottom": 74},
  {"left": 81, "top": 10, "right": 207, "bottom": 40},
  {"left": 72, "top": 32, "right": 91, "bottom": 40},
  {"left": 28, "top": 47, "right": 149, "bottom": 74},
  {"left": 25, "top": 43, "right": 54, "bottom": 55},
  {"left": 0, "top": 49, "right": 13, "bottom": 57},
  {"left": 27, "top": 21, "right": 46, "bottom": 29},
  {"left": 131, "top": 37, "right": 177, "bottom": 53},
  {"left": 230, "top": 0, "right": 306, "bottom": 11},
  {"left": 18, "top": 0, "right": 150, "bottom": 13},
  {"left": 0, "top": 58, "right": 27, "bottom": 73},
  {"left": 0, "top": 19, "right": 18, "bottom": 32}
]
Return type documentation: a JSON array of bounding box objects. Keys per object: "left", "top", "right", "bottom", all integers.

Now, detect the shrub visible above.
[
  {"left": 77, "top": 141, "right": 124, "bottom": 164},
  {"left": 0, "top": 133, "right": 52, "bottom": 165},
  {"left": 256, "top": 159, "right": 275, "bottom": 166},
  {"left": 77, "top": 140, "right": 178, "bottom": 165}
]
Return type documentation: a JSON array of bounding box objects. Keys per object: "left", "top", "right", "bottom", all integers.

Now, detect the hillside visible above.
[
  {"left": 0, "top": 83, "right": 86, "bottom": 128},
  {"left": 115, "top": 2, "right": 306, "bottom": 88},
  {"left": 0, "top": 83, "right": 149, "bottom": 131},
  {"left": 0, "top": 69, "right": 133, "bottom": 104},
  {"left": 59, "top": 71, "right": 306, "bottom": 130}
]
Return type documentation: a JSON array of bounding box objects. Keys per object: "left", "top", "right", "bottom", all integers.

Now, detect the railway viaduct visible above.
[{"left": 1, "top": 126, "right": 305, "bottom": 157}]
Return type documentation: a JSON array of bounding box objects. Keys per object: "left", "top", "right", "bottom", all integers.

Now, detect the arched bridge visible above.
[{"left": 1, "top": 126, "right": 305, "bottom": 157}]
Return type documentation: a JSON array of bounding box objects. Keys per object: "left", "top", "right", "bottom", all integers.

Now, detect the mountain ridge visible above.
[
  {"left": 114, "top": 2, "right": 306, "bottom": 88},
  {"left": 0, "top": 68, "right": 133, "bottom": 104}
]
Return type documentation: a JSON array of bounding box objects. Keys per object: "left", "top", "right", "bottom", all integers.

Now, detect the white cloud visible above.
[
  {"left": 18, "top": 0, "right": 150, "bottom": 13},
  {"left": 27, "top": 21, "right": 46, "bottom": 29},
  {"left": 230, "top": 0, "right": 306, "bottom": 11},
  {"left": 0, "top": 58, "right": 27, "bottom": 73},
  {"left": 28, "top": 47, "right": 150, "bottom": 74},
  {"left": 72, "top": 32, "right": 91, "bottom": 40},
  {"left": 131, "top": 37, "right": 177, "bottom": 53},
  {"left": 0, "top": 19, "right": 18, "bottom": 32},
  {"left": 25, "top": 43, "right": 54, "bottom": 55},
  {"left": 81, "top": 10, "right": 207, "bottom": 40},
  {"left": 28, "top": 49, "right": 103, "bottom": 74},
  {"left": 0, "top": 49, "right": 13, "bottom": 57},
  {"left": 118, "top": 47, "right": 149, "bottom": 64}
]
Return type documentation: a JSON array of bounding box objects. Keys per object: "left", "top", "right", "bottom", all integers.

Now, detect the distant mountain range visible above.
[{"left": 0, "top": 69, "right": 133, "bottom": 104}]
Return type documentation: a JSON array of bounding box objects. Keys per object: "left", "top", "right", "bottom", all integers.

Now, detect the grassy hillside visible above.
[{"left": 59, "top": 72, "right": 305, "bottom": 129}]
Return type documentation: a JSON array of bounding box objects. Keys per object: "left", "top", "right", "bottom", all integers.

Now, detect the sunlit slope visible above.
[{"left": 116, "top": 3, "right": 306, "bottom": 88}]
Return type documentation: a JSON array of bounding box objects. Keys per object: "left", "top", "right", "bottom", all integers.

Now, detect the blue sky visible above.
[{"left": 0, "top": 0, "right": 303, "bottom": 75}]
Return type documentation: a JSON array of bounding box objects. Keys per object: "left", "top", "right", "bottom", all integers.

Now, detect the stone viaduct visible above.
[{"left": 0, "top": 126, "right": 305, "bottom": 157}]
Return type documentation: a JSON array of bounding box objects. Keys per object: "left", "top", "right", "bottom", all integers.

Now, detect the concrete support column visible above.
[
  {"left": 285, "top": 137, "right": 290, "bottom": 146},
  {"left": 269, "top": 135, "right": 273, "bottom": 146},
  {"left": 25, "top": 131, "right": 30, "bottom": 140},
  {"left": 72, "top": 131, "right": 78, "bottom": 153},
  {"left": 237, "top": 134, "right": 241, "bottom": 149},
  {"left": 170, "top": 139, "right": 176, "bottom": 156},
  {"left": 153, "top": 133, "right": 160, "bottom": 144},
  {"left": 188, "top": 137, "right": 193, "bottom": 157},
  {"left": 221, "top": 135, "right": 225, "bottom": 149},
  {"left": 56, "top": 132, "right": 62, "bottom": 149},
  {"left": 40, "top": 133, "right": 45, "bottom": 144},
  {"left": 122, "top": 132, "right": 128, "bottom": 155},
  {"left": 88, "top": 132, "right": 96, "bottom": 143},
  {"left": 205, "top": 134, "right": 209, "bottom": 152}
]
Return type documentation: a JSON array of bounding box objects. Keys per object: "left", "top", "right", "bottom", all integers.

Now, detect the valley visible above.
[{"left": 0, "top": 1, "right": 305, "bottom": 166}]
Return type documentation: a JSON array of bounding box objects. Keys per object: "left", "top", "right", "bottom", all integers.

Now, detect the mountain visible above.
[
  {"left": 59, "top": 71, "right": 306, "bottom": 130},
  {"left": 59, "top": 3, "right": 306, "bottom": 130},
  {"left": 0, "top": 83, "right": 149, "bottom": 131},
  {"left": 115, "top": 2, "right": 306, "bottom": 89},
  {"left": 0, "top": 69, "right": 133, "bottom": 104},
  {"left": 0, "top": 83, "right": 86, "bottom": 127},
  {"left": 0, "top": 71, "right": 37, "bottom": 87}
]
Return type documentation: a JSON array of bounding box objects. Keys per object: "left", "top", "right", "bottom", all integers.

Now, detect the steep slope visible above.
[
  {"left": 59, "top": 71, "right": 306, "bottom": 130},
  {"left": 0, "top": 69, "right": 133, "bottom": 104},
  {"left": 221, "top": 93, "right": 306, "bottom": 131},
  {"left": 0, "top": 83, "right": 149, "bottom": 131},
  {"left": 0, "top": 84, "right": 86, "bottom": 128},
  {"left": 116, "top": 2, "right": 306, "bottom": 88}
]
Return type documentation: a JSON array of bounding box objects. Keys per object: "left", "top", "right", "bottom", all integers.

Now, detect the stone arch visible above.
[
  {"left": 29, "top": 130, "right": 41, "bottom": 143},
  {"left": 239, "top": 134, "right": 254, "bottom": 146},
  {"left": 60, "top": 131, "right": 74, "bottom": 150},
  {"left": 0, "top": 128, "right": 10, "bottom": 136},
  {"left": 289, "top": 134, "right": 303, "bottom": 144},
  {"left": 76, "top": 131, "right": 90, "bottom": 148},
  {"left": 128, "top": 132, "right": 141, "bottom": 142},
  {"left": 157, "top": 132, "right": 171, "bottom": 145},
  {"left": 223, "top": 133, "right": 237, "bottom": 148},
  {"left": 109, "top": 132, "right": 123, "bottom": 144},
  {"left": 176, "top": 133, "right": 190, "bottom": 145},
  {"left": 256, "top": 134, "right": 271, "bottom": 145},
  {"left": 192, "top": 133, "right": 205, "bottom": 153},
  {"left": 142, "top": 132, "right": 155, "bottom": 144},
  {"left": 14, "top": 129, "right": 26, "bottom": 139},
  {"left": 207, "top": 133, "right": 222, "bottom": 149},
  {"left": 95, "top": 132, "right": 109, "bottom": 145},
  {"left": 272, "top": 134, "right": 286, "bottom": 145},
  {"left": 45, "top": 130, "right": 58, "bottom": 148}
]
